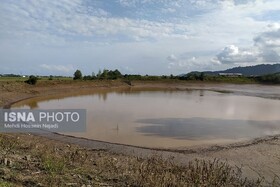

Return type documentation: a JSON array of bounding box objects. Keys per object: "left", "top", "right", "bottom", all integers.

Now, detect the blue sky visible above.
[{"left": 1, "top": 0, "right": 280, "bottom": 76}]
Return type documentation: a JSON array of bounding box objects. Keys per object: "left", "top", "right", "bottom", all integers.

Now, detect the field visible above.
[
  {"left": 0, "top": 76, "right": 73, "bottom": 82},
  {"left": 0, "top": 77, "right": 27, "bottom": 82}
]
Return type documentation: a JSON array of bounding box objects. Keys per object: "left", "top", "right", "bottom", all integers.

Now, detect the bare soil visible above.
[{"left": 0, "top": 79, "right": 280, "bottom": 186}]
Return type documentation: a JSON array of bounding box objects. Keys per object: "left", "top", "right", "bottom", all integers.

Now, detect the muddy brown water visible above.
[{"left": 12, "top": 87, "right": 280, "bottom": 149}]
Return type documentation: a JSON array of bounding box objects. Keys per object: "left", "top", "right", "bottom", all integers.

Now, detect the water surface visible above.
[{"left": 13, "top": 88, "right": 280, "bottom": 149}]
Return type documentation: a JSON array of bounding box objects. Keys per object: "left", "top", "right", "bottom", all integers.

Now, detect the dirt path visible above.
[{"left": 1, "top": 80, "right": 280, "bottom": 185}]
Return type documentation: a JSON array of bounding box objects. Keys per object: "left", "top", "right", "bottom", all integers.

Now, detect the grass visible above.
[
  {"left": 3, "top": 75, "right": 278, "bottom": 87},
  {"left": 42, "top": 156, "right": 66, "bottom": 175},
  {"left": 0, "top": 181, "right": 13, "bottom": 187},
  {"left": 0, "top": 76, "right": 73, "bottom": 82},
  {"left": 0, "top": 77, "right": 27, "bottom": 82},
  {"left": 0, "top": 133, "right": 264, "bottom": 186}
]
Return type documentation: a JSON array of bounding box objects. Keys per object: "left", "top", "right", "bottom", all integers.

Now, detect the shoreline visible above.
[
  {"left": 2, "top": 127, "right": 280, "bottom": 157},
  {"left": 2, "top": 80, "right": 280, "bottom": 152},
  {"left": 4, "top": 80, "right": 280, "bottom": 151},
  {"left": 1, "top": 80, "right": 280, "bottom": 185}
]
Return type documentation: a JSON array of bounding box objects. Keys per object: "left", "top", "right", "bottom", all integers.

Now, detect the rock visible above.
[
  {"left": 66, "top": 183, "right": 77, "bottom": 186},
  {"left": 4, "top": 158, "right": 12, "bottom": 166},
  {"left": 24, "top": 155, "right": 31, "bottom": 161}
]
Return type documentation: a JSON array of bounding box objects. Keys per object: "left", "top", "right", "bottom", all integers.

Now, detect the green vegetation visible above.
[
  {"left": 0, "top": 77, "right": 27, "bottom": 82},
  {"left": 24, "top": 75, "right": 38, "bottom": 85},
  {"left": 73, "top": 69, "right": 82, "bottom": 80},
  {"left": 48, "top": 75, "right": 53, "bottom": 80},
  {"left": 198, "top": 64, "right": 280, "bottom": 76},
  {"left": 256, "top": 73, "right": 280, "bottom": 84},
  {"left": 0, "top": 181, "right": 13, "bottom": 187},
  {"left": 178, "top": 72, "right": 280, "bottom": 84},
  {"left": 179, "top": 73, "right": 256, "bottom": 83},
  {"left": 0, "top": 75, "right": 72, "bottom": 82},
  {"left": 74, "top": 69, "right": 277, "bottom": 84},
  {"left": 0, "top": 74, "right": 22, "bottom": 78},
  {"left": 82, "top": 69, "right": 123, "bottom": 80},
  {"left": 1, "top": 67, "right": 280, "bottom": 85},
  {"left": 42, "top": 156, "right": 66, "bottom": 175},
  {"left": 0, "top": 134, "right": 263, "bottom": 186}
]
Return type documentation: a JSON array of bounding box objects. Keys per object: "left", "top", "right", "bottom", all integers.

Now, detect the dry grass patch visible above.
[{"left": 0, "top": 133, "right": 263, "bottom": 186}]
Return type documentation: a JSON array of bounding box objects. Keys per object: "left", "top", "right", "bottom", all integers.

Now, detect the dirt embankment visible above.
[
  {"left": 0, "top": 80, "right": 132, "bottom": 108},
  {"left": 0, "top": 80, "right": 280, "bottom": 186}
]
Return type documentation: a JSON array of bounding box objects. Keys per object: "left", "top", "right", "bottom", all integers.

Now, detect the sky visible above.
[{"left": 1, "top": 0, "right": 280, "bottom": 76}]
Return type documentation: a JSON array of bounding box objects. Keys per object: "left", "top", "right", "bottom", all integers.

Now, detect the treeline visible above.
[
  {"left": 123, "top": 74, "right": 176, "bottom": 80},
  {"left": 74, "top": 69, "right": 123, "bottom": 80},
  {"left": 217, "top": 64, "right": 280, "bottom": 76},
  {"left": 179, "top": 72, "right": 280, "bottom": 84},
  {"left": 73, "top": 69, "right": 177, "bottom": 81},
  {"left": 255, "top": 73, "right": 280, "bottom": 84},
  {"left": 0, "top": 74, "right": 22, "bottom": 77},
  {"left": 73, "top": 69, "right": 280, "bottom": 84},
  {"left": 199, "top": 64, "right": 280, "bottom": 76}
]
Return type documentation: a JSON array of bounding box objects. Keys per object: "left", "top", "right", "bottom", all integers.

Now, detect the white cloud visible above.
[
  {"left": 167, "top": 54, "right": 213, "bottom": 72},
  {"left": 254, "top": 28, "right": 280, "bottom": 48},
  {"left": 162, "top": 7, "right": 176, "bottom": 13},
  {"left": 1, "top": 0, "right": 280, "bottom": 75},
  {"left": 40, "top": 64, "right": 75, "bottom": 73},
  {"left": 0, "top": 0, "right": 193, "bottom": 46},
  {"left": 118, "top": 0, "right": 137, "bottom": 7},
  {"left": 214, "top": 25, "right": 280, "bottom": 65},
  {"left": 1, "top": 0, "right": 277, "bottom": 46},
  {"left": 215, "top": 45, "right": 258, "bottom": 64},
  {"left": 118, "top": 0, "right": 182, "bottom": 7},
  {"left": 167, "top": 54, "right": 178, "bottom": 62}
]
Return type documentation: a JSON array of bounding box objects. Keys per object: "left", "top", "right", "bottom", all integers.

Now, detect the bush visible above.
[
  {"left": 256, "top": 73, "right": 280, "bottom": 84},
  {"left": 73, "top": 70, "right": 82, "bottom": 80},
  {"left": 24, "top": 75, "right": 38, "bottom": 85},
  {"left": 83, "top": 75, "right": 94, "bottom": 80}
]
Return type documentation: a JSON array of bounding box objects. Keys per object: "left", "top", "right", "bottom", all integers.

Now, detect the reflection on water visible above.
[
  {"left": 12, "top": 88, "right": 280, "bottom": 149},
  {"left": 27, "top": 100, "right": 39, "bottom": 109},
  {"left": 136, "top": 118, "right": 280, "bottom": 139}
]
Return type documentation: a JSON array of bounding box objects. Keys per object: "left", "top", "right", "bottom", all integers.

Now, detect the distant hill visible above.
[{"left": 188, "top": 64, "right": 280, "bottom": 76}]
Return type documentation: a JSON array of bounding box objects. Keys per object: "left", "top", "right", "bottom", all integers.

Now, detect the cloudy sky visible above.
[{"left": 1, "top": 0, "right": 280, "bottom": 76}]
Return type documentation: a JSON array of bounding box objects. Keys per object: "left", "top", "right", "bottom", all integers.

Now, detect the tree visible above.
[
  {"left": 25, "top": 75, "right": 38, "bottom": 85},
  {"left": 107, "top": 69, "right": 122, "bottom": 79},
  {"left": 83, "top": 75, "right": 93, "bottom": 80},
  {"left": 97, "top": 70, "right": 102, "bottom": 79},
  {"left": 92, "top": 72, "right": 96, "bottom": 78},
  {"left": 199, "top": 72, "right": 205, "bottom": 81},
  {"left": 100, "top": 69, "right": 108, "bottom": 79},
  {"left": 73, "top": 70, "right": 82, "bottom": 80}
]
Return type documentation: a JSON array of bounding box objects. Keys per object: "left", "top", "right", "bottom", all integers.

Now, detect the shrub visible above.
[
  {"left": 73, "top": 70, "right": 82, "bottom": 80},
  {"left": 24, "top": 75, "right": 38, "bottom": 85},
  {"left": 83, "top": 75, "right": 93, "bottom": 80}
]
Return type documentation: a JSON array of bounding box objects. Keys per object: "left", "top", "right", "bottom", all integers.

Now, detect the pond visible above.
[{"left": 12, "top": 88, "right": 280, "bottom": 149}]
